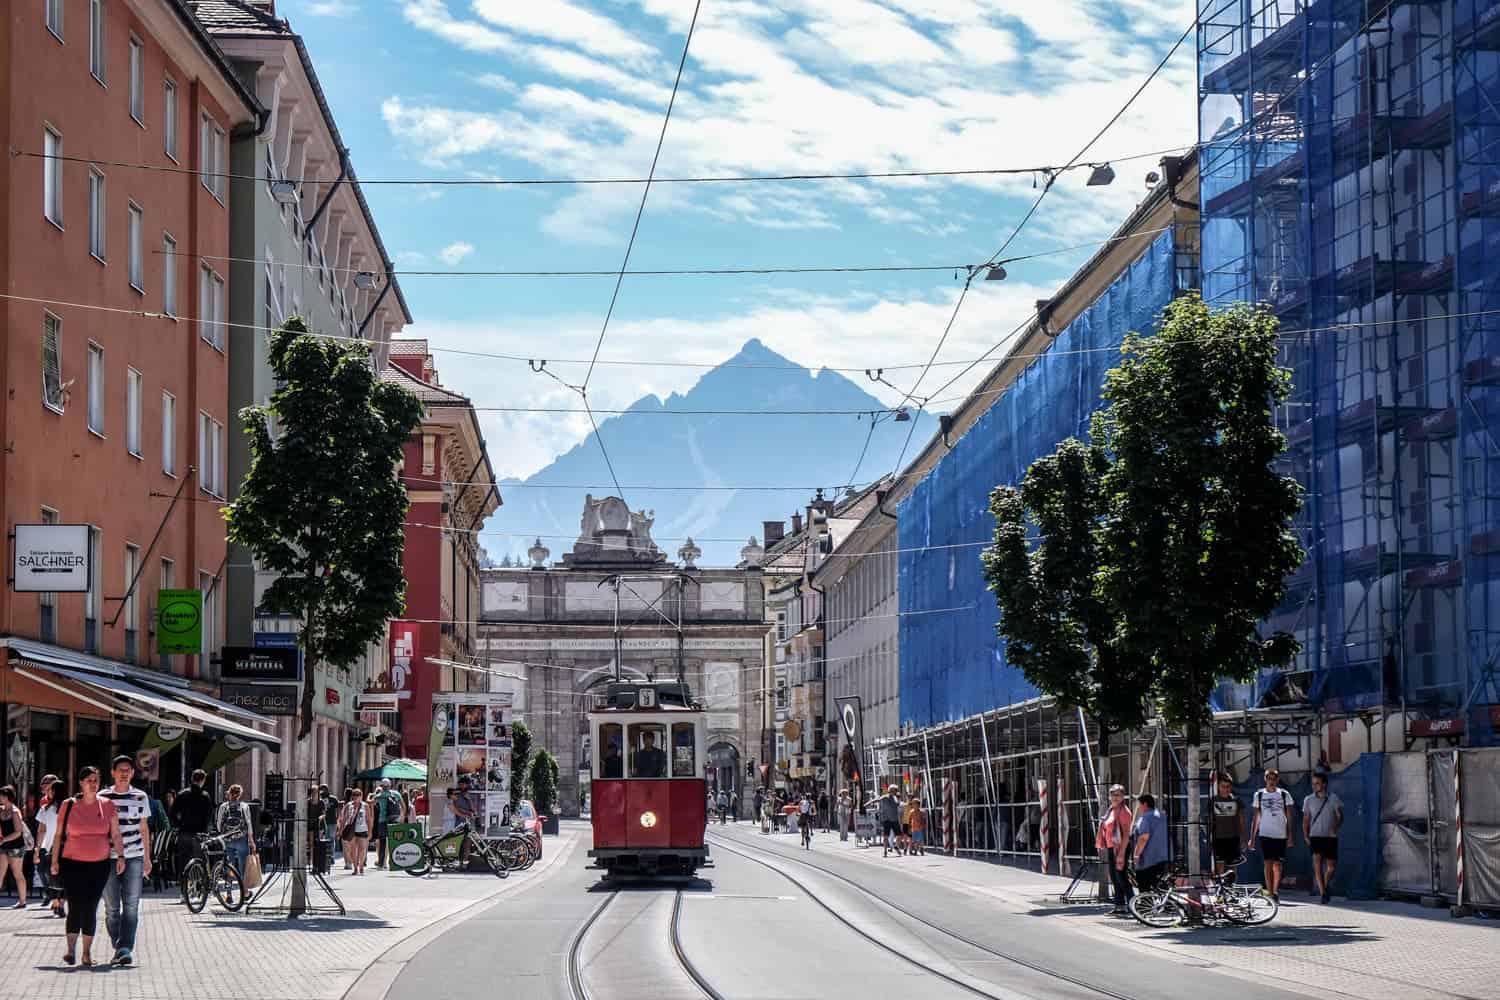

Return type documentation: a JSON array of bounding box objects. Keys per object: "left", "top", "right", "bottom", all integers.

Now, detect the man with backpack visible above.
[{"left": 1249, "top": 767, "right": 1296, "bottom": 902}]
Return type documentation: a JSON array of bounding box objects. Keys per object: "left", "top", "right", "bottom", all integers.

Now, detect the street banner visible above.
[
  {"left": 156, "top": 589, "right": 203, "bottom": 653},
  {"left": 835, "top": 695, "right": 866, "bottom": 799},
  {"left": 199, "top": 734, "right": 252, "bottom": 775},
  {"left": 426, "top": 692, "right": 517, "bottom": 836},
  {"left": 140, "top": 723, "right": 188, "bottom": 754}
]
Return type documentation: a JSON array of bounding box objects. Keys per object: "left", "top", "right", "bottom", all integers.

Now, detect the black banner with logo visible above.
[
  {"left": 221, "top": 645, "right": 301, "bottom": 682},
  {"left": 835, "top": 695, "right": 866, "bottom": 799}
]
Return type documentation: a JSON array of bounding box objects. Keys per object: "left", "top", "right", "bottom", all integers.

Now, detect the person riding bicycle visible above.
[
  {"left": 716, "top": 790, "right": 729, "bottom": 825},
  {"left": 798, "top": 793, "right": 815, "bottom": 849}
]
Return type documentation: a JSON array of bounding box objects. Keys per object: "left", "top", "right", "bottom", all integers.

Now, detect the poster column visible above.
[{"left": 425, "top": 692, "right": 517, "bottom": 836}]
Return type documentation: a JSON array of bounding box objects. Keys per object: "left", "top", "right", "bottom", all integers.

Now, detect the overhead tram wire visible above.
[
  {"left": 15, "top": 141, "right": 1198, "bottom": 189},
  {"left": 566, "top": 0, "right": 703, "bottom": 505},
  {"left": 886, "top": 18, "right": 1197, "bottom": 475}
]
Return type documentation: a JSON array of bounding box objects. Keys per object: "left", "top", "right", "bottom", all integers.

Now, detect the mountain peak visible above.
[{"left": 729, "top": 337, "right": 796, "bottom": 367}]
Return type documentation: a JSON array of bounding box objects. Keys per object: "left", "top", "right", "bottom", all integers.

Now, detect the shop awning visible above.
[
  {"left": 4, "top": 639, "right": 281, "bottom": 753},
  {"left": 354, "top": 758, "right": 426, "bottom": 782}
]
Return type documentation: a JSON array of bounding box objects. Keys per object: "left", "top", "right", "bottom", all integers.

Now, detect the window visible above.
[
  {"left": 128, "top": 36, "right": 144, "bottom": 122},
  {"left": 88, "top": 169, "right": 105, "bottom": 259},
  {"left": 597, "top": 723, "right": 623, "bottom": 778},
  {"left": 671, "top": 722, "right": 698, "bottom": 777},
  {"left": 124, "top": 543, "right": 139, "bottom": 662},
  {"left": 89, "top": 0, "right": 105, "bottom": 83},
  {"left": 198, "top": 411, "right": 224, "bottom": 496},
  {"left": 44, "top": 128, "right": 62, "bottom": 225},
  {"left": 199, "top": 570, "right": 218, "bottom": 657},
  {"left": 84, "top": 527, "right": 101, "bottom": 653},
  {"left": 163, "top": 79, "right": 178, "bottom": 160},
  {"left": 627, "top": 723, "right": 669, "bottom": 778},
  {"left": 87, "top": 342, "right": 104, "bottom": 435},
  {"left": 161, "top": 391, "right": 176, "bottom": 475},
  {"left": 421, "top": 434, "right": 436, "bottom": 475},
  {"left": 39, "top": 508, "right": 59, "bottom": 643},
  {"left": 126, "top": 368, "right": 141, "bottom": 455},
  {"left": 42, "top": 313, "right": 64, "bottom": 412},
  {"left": 163, "top": 235, "right": 177, "bottom": 314},
  {"left": 46, "top": 0, "right": 63, "bottom": 38},
  {"left": 200, "top": 112, "right": 225, "bottom": 200},
  {"left": 199, "top": 266, "right": 224, "bottom": 349},
  {"left": 128, "top": 203, "right": 143, "bottom": 289},
  {"left": 158, "top": 558, "right": 174, "bottom": 667}
]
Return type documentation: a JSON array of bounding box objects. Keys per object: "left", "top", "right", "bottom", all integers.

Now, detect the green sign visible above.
[
  {"left": 387, "top": 823, "right": 424, "bottom": 870},
  {"left": 156, "top": 589, "right": 203, "bottom": 654}
]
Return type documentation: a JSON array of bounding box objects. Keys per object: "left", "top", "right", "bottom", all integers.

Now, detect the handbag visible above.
[{"left": 242, "top": 852, "right": 263, "bottom": 890}]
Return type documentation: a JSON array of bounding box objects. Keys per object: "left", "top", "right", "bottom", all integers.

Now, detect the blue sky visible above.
[{"left": 280, "top": 0, "right": 1199, "bottom": 479}]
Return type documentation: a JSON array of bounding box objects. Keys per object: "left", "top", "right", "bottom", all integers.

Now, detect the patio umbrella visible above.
[{"left": 355, "top": 758, "right": 427, "bottom": 782}]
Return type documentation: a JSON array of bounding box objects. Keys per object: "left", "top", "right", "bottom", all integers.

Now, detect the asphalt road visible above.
[{"left": 385, "top": 822, "right": 1314, "bottom": 1000}]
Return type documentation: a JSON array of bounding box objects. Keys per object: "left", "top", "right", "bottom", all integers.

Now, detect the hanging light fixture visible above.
[
  {"left": 1086, "top": 163, "right": 1116, "bottom": 186},
  {"left": 270, "top": 180, "right": 299, "bottom": 204}
]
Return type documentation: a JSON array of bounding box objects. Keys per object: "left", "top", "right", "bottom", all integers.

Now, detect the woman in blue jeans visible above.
[{"left": 214, "top": 784, "right": 256, "bottom": 876}]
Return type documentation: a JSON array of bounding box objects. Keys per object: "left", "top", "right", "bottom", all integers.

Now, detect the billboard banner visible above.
[
  {"left": 835, "top": 695, "right": 866, "bottom": 798},
  {"left": 389, "top": 621, "right": 419, "bottom": 699},
  {"left": 426, "top": 691, "right": 516, "bottom": 837},
  {"left": 13, "top": 524, "right": 90, "bottom": 592},
  {"left": 156, "top": 589, "right": 203, "bottom": 654}
]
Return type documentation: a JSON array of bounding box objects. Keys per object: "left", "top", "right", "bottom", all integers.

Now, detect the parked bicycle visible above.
[
  {"left": 1129, "top": 856, "right": 1277, "bottom": 928},
  {"left": 180, "top": 832, "right": 245, "bottom": 913},
  {"left": 401, "top": 822, "right": 510, "bottom": 878}
]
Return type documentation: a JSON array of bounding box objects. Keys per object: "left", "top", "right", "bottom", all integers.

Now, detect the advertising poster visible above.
[{"left": 425, "top": 692, "right": 515, "bottom": 836}]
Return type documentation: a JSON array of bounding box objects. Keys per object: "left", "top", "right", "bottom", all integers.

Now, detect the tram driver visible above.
[
  {"left": 602, "top": 741, "right": 624, "bottom": 779},
  {"left": 633, "top": 729, "right": 667, "bottom": 778}
]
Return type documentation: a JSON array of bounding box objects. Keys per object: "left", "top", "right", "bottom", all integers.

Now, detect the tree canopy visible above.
[{"left": 225, "top": 317, "right": 424, "bottom": 739}]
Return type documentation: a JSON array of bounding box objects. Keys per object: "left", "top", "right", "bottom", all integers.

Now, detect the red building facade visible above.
[{"left": 383, "top": 341, "right": 499, "bottom": 759}]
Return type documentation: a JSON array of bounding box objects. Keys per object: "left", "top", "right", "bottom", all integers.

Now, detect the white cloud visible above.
[
  {"left": 471, "top": 0, "right": 654, "bottom": 61},
  {"left": 395, "top": 250, "right": 428, "bottom": 265},
  {"left": 304, "top": 0, "right": 355, "bottom": 14},
  {"left": 400, "top": 0, "right": 515, "bottom": 53},
  {"left": 438, "top": 241, "right": 476, "bottom": 265}
]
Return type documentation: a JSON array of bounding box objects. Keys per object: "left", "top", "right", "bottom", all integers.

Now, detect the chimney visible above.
[
  {"left": 791, "top": 512, "right": 803, "bottom": 535},
  {"left": 763, "top": 520, "right": 785, "bottom": 545}
]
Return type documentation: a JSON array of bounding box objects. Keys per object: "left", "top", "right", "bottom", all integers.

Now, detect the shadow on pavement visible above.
[
  {"left": 1140, "top": 925, "right": 1381, "bottom": 947},
  {"left": 198, "top": 912, "right": 393, "bottom": 931}
]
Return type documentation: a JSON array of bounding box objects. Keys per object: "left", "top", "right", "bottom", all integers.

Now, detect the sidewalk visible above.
[
  {"left": 721, "top": 825, "right": 1498, "bottom": 1000},
  {"left": 0, "top": 830, "right": 578, "bottom": 1000}
]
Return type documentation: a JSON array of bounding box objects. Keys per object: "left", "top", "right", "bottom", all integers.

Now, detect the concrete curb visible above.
[{"left": 342, "top": 832, "right": 581, "bottom": 1000}]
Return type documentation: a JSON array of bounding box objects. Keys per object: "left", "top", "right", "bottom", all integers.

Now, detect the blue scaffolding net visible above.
[{"left": 897, "top": 232, "right": 1179, "bottom": 730}]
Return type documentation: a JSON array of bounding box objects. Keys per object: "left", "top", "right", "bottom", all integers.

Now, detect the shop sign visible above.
[
  {"left": 254, "top": 631, "right": 299, "bottom": 649},
  {"left": 13, "top": 524, "right": 90, "bottom": 592},
  {"left": 355, "top": 692, "right": 400, "bottom": 711},
  {"left": 221, "top": 645, "right": 300, "bottom": 682},
  {"left": 325, "top": 687, "right": 340, "bottom": 706},
  {"left": 1410, "top": 717, "right": 1466, "bottom": 738},
  {"left": 156, "top": 589, "right": 203, "bottom": 654},
  {"left": 221, "top": 683, "right": 298, "bottom": 716}
]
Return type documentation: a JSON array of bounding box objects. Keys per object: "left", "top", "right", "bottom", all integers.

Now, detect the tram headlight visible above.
[{"left": 639, "top": 810, "right": 658, "bottom": 829}]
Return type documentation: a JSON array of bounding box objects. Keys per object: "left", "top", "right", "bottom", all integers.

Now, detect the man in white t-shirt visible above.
[
  {"left": 1249, "top": 767, "right": 1295, "bottom": 901},
  {"left": 1303, "top": 772, "right": 1344, "bottom": 904},
  {"left": 100, "top": 755, "right": 151, "bottom": 967}
]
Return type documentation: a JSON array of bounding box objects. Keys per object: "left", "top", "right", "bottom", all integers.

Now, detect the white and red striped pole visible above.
[
  {"left": 1038, "top": 777, "right": 1051, "bottom": 874},
  {"left": 1455, "top": 749, "right": 1465, "bottom": 908},
  {"left": 1057, "top": 774, "right": 1070, "bottom": 876}
]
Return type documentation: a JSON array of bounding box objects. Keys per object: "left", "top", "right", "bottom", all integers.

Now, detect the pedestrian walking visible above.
[
  {"left": 1249, "top": 768, "right": 1296, "bottom": 902},
  {"left": 1132, "top": 794, "right": 1169, "bottom": 893},
  {"left": 319, "top": 786, "right": 340, "bottom": 862},
  {"left": 33, "top": 778, "right": 65, "bottom": 919},
  {"left": 760, "top": 793, "right": 772, "bottom": 835},
  {"left": 837, "top": 790, "right": 851, "bottom": 842},
  {"left": 1096, "top": 784, "right": 1133, "bottom": 915},
  {"left": 215, "top": 785, "right": 257, "bottom": 879},
  {"left": 100, "top": 756, "right": 150, "bottom": 967},
  {"left": 339, "top": 789, "right": 372, "bottom": 875},
  {"left": 818, "top": 790, "right": 830, "bottom": 832},
  {"left": 731, "top": 790, "right": 739, "bottom": 822},
  {"left": 1303, "top": 772, "right": 1343, "bottom": 904},
  {"left": 716, "top": 789, "right": 729, "bottom": 825},
  {"left": 341, "top": 789, "right": 359, "bottom": 869},
  {"left": 372, "top": 778, "right": 404, "bottom": 868},
  {"left": 0, "top": 785, "right": 33, "bottom": 906},
  {"left": 1209, "top": 774, "right": 1244, "bottom": 876},
  {"left": 877, "top": 785, "right": 902, "bottom": 857},
  {"left": 51, "top": 766, "right": 126, "bottom": 968},
  {"left": 753, "top": 788, "right": 764, "bottom": 825},
  {"left": 909, "top": 795, "right": 928, "bottom": 855},
  {"left": 170, "top": 769, "right": 213, "bottom": 880}
]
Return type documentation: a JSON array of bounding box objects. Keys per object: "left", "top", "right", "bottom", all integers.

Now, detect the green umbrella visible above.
[{"left": 355, "top": 758, "right": 427, "bottom": 782}]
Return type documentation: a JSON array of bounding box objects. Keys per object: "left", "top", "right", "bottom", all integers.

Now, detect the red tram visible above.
[{"left": 587, "top": 680, "right": 709, "bottom": 879}]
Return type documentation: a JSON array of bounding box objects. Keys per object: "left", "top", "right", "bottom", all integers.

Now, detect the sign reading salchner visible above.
[{"left": 12, "top": 524, "right": 91, "bottom": 592}]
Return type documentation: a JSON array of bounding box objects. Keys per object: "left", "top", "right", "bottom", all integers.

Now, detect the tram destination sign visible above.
[{"left": 12, "top": 524, "right": 91, "bottom": 592}]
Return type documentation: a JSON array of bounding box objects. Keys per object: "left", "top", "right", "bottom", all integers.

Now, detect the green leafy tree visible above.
[
  {"left": 985, "top": 294, "right": 1301, "bottom": 758},
  {"left": 528, "top": 749, "right": 559, "bottom": 817},
  {"left": 1094, "top": 296, "right": 1302, "bottom": 743},
  {"left": 510, "top": 721, "right": 534, "bottom": 808},
  {"left": 982, "top": 439, "right": 1156, "bottom": 757},
  {"left": 224, "top": 317, "right": 424, "bottom": 740}
]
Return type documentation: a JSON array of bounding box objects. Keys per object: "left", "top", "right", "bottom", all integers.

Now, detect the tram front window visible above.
[
  {"left": 630, "top": 723, "right": 668, "bottom": 777},
  {"left": 599, "top": 723, "right": 624, "bottom": 779},
  {"left": 672, "top": 722, "right": 697, "bottom": 777}
]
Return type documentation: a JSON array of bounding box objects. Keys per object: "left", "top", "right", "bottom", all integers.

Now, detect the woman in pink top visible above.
[
  {"left": 49, "top": 766, "right": 125, "bottom": 967},
  {"left": 1095, "top": 784, "right": 1135, "bottom": 915}
]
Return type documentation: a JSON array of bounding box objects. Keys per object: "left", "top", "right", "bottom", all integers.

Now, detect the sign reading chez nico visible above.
[
  {"left": 220, "top": 683, "right": 298, "bottom": 716},
  {"left": 156, "top": 589, "right": 203, "bottom": 654},
  {"left": 12, "top": 524, "right": 91, "bottom": 593},
  {"left": 220, "top": 645, "right": 301, "bottom": 682}
]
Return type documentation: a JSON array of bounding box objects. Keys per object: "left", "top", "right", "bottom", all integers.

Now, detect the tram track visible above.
[
  {"left": 567, "top": 887, "right": 721, "bottom": 1000},
  {"left": 709, "top": 833, "right": 1140, "bottom": 1000}
]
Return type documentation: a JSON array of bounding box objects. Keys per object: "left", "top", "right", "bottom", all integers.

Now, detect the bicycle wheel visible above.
[
  {"left": 1223, "top": 890, "right": 1278, "bottom": 926},
  {"left": 212, "top": 862, "right": 245, "bottom": 911},
  {"left": 180, "top": 859, "right": 210, "bottom": 914},
  {"left": 404, "top": 848, "right": 432, "bottom": 877},
  {"left": 482, "top": 844, "right": 510, "bottom": 879},
  {"left": 1129, "top": 891, "right": 1188, "bottom": 928},
  {"left": 494, "top": 838, "right": 527, "bottom": 871}
]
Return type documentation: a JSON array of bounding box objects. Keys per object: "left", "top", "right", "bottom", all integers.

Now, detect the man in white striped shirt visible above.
[{"left": 101, "top": 755, "right": 152, "bottom": 967}]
